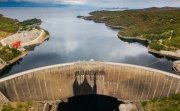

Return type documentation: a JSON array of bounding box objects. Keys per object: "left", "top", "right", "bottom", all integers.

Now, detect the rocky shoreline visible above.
[
  {"left": 106, "top": 24, "right": 127, "bottom": 29},
  {"left": 117, "top": 33, "right": 148, "bottom": 41},
  {"left": 117, "top": 33, "right": 180, "bottom": 59},
  {"left": 21, "top": 29, "right": 49, "bottom": 47},
  {"left": 117, "top": 30, "right": 180, "bottom": 74},
  {"left": 117, "top": 33, "right": 180, "bottom": 73},
  {"left": 148, "top": 48, "right": 180, "bottom": 59}
]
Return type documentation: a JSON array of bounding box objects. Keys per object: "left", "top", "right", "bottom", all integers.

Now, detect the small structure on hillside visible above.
[{"left": 11, "top": 41, "right": 21, "bottom": 49}]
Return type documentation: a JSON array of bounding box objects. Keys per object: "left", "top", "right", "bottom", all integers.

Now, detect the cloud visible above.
[
  {"left": 0, "top": 0, "right": 180, "bottom": 7},
  {"left": 55, "top": 0, "right": 86, "bottom": 4}
]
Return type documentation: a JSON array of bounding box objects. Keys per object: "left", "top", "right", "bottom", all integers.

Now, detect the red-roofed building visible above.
[{"left": 11, "top": 41, "right": 21, "bottom": 49}]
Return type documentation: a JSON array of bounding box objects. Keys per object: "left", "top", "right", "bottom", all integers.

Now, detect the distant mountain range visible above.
[{"left": 0, "top": 2, "right": 71, "bottom": 7}]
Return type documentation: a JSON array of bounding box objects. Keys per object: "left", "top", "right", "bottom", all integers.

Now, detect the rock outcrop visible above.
[{"left": 173, "top": 61, "right": 180, "bottom": 74}]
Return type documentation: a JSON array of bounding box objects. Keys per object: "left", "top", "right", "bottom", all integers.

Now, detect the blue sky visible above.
[{"left": 0, "top": 0, "right": 180, "bottom": 8}]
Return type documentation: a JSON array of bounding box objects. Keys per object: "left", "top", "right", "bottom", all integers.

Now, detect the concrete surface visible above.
[{"left": 0, "top": 61, "right": 179, "bottom": 103}]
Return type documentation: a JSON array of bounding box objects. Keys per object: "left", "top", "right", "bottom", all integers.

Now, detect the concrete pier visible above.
[{"left": 0, "top": 61, "right": 179, "bottom": 104}]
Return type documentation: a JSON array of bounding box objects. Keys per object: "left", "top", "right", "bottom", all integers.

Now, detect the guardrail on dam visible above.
[{"left": 0, "top": 61, "right": 179, "bottom": 103}]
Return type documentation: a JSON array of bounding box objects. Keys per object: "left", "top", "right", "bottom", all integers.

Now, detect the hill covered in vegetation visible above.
[
  {"left": 83, "top": 7, "right": 180, "bottom": 52},
  {"left": 0, "top": 15, "right": 19, "bottom": 39},
  {"left": 0, "top": 15, "right": 41, "bottom": 40}
]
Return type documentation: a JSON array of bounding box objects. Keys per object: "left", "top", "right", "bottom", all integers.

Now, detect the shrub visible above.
[
  {"left": 2, "top": 102, "right": 32, "bottom": 111},
  {"left": 149, "top": 41, "right": 165, "bottom": 51},
  {"left": 142, "top": 94, "right": 180, "bottom": 111},
  {"left": 2, "top": 104, "right": 14, "bottom": 111},
  {"left": 0, "top": 46, "right": 21, "bottom": 62}
]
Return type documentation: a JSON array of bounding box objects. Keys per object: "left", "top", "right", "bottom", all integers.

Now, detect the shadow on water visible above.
[
  {"left": 148, "top": 51, "right": 178, "bottom": 61},
  {"left": 119, "top": 37, "right": 178, "bottom": 61},
  {"left": 0, "top": 59, "right": 23, "bottom": 77},
  {"left": 58, "top": 70, "right": 123, "bottom": 111},
  {"left": 118, "top": 37, "right": 149, "bottom": 47},
  {"left": 24, "top": 38, "right": 49, "bottom": 51},
  {"left": 57, "top": 94, "right": 123, "bottom": 111}
]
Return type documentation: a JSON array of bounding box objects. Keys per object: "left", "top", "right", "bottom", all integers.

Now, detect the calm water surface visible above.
[{"left": 0, "top": 7, "right": 175, "bottom": 77}]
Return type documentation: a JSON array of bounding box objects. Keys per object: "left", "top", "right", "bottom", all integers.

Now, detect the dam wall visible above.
[{"left": 0, "top": 61, "right": 179, "bottom": 103}]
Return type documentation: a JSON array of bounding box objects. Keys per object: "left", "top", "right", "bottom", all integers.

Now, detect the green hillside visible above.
[
  {"left": 84, "top": 7, "right": 180, "bottom": 51},
  {"left": 141, "top": 94, "right": 180, "bottom": 111},
  {"left": 0, "top": 15, "right": 42, "bottom": 39},
  {"left": 0, "top": 15, "right": 19, "bottom": 39}
]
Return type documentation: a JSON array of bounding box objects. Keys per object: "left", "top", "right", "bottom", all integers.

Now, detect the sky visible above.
[{"left": 0, "top": 0, "right": 180, "bottom": 8}]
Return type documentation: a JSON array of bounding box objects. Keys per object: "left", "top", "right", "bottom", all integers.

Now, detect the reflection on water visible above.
[
  {"left": 119, "top": 37, "right": 149, "bottom": 47},
  {"left": 0, "top": 8, "right": 175, "bottom": 77}
]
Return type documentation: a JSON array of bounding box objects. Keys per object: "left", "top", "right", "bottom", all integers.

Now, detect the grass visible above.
[
  {"left": 0, "top": 16, "right": 19, "bottom": 39},
  {"left": 2, "top": 102, "right": 32, "bottom": 111},
  {"left": 141, "top": 94, "right": 180, "bottom": 111},
  {"left": 149, "top": 41, "right": 165, "bottom": 51},
  {"left": 0, "top": 16, "right": 19, "bottom": 33},
  {"left": 84, "top": 8, "right": 180, "bottom": 51},
  {"left": 0, "top": 31, "right": 13, "bottom": 39},
  {"left": 0, "top": 44, "right": 21, "bottom": 62}
]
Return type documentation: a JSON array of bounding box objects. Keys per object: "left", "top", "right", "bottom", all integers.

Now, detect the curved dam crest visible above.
[{"left": 0, "top": 61, "right": 179, "bottom": 104}]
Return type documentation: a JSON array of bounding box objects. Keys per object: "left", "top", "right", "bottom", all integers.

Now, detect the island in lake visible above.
[
  {"left": 0, "top": 15, "right": 49, "bottom": 70},
  {"left": 80, "top": 7, "right": 180, "bottom": 73}
]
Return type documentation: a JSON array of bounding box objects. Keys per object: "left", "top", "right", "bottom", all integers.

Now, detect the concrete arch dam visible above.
[{"left": 0, "top": 61, "right": 179, "bottom": 103}]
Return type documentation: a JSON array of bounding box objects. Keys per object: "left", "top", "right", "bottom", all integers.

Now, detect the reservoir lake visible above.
[{"left": 0, "top": 7, "right": 176, "bottom": 77}]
